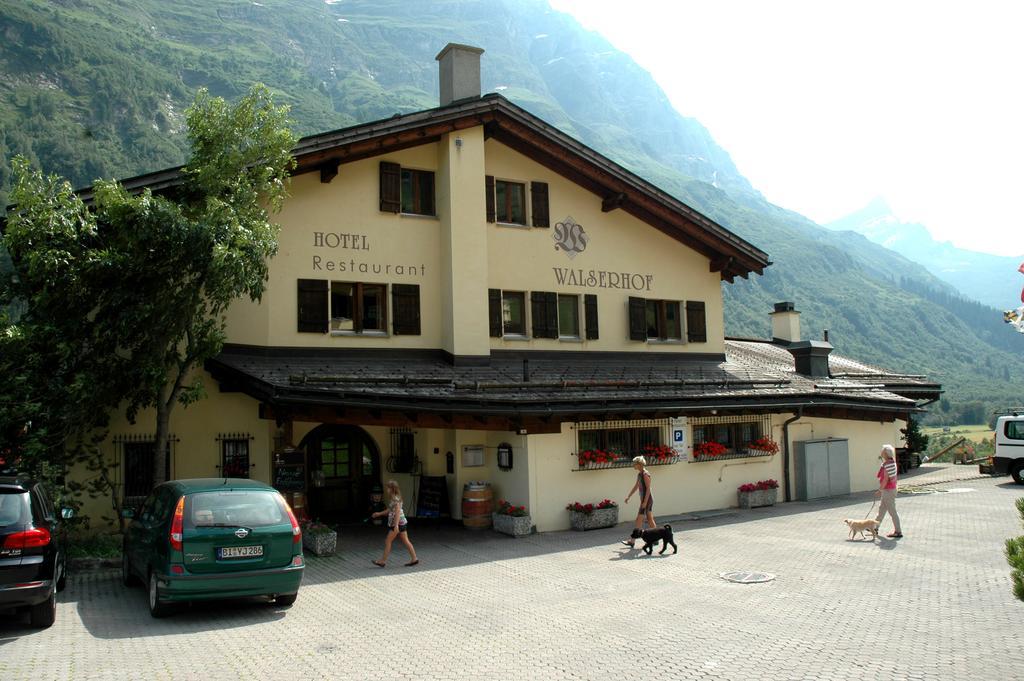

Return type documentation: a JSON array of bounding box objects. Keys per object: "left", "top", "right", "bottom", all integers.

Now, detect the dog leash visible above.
[{"left": 863, "top": 499, "right": 877, "bottom": 519}]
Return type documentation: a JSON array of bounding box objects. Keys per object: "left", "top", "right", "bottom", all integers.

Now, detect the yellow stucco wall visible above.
[{"left": 484, "top": 141, "right": 725, "bottom": 354}]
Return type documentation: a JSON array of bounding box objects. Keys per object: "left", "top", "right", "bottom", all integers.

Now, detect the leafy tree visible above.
[
  {"left": 900, "top": 416, "right": 929, "bottom": 453},
  {"left": 2, "top": 84, "right": 295, "bottom": 510},
  {"left": 1006, "top": 498, "right": 1024, "bottom": 601}
]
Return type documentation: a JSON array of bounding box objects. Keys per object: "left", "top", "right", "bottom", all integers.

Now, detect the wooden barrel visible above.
[{"left": 461, "top": 483, "right": 493, "bottom": 530}]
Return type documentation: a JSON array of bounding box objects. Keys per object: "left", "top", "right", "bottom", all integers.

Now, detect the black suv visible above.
[{"left": 0, "top": 477, "right": 69, "bottom": 627}]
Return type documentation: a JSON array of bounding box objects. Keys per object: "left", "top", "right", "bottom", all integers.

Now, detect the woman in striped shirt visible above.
[{"left": 875, "top": 444, "right": 903, "bottom": 538}]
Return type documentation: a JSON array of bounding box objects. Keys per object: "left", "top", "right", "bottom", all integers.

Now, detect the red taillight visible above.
[
  {"left": 2, "top": 527, "right": 51, "bottom": 549},
  {"left": 169, "top": 496, "right": 185, "bottom": 551},
  {"left": 278, "top": 494, "right": 302, "bottom": 545}
]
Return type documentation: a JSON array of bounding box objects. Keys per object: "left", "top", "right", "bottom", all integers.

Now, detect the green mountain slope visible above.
[{"left": 1, "top": 0, "right": 1019, "bottom": 424}]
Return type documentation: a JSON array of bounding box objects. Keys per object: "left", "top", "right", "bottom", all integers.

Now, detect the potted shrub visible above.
[
  {"left": 301, "top": 520, "right": 337, "bottom": 556},
  {"left": 737, "top": 479, "right": 779, "bottom": 509},
  {"left": 577, "top": 448, "right": 618, "bottom": 468},
  {"left": 492, "top": 500, "right": 533, "bottom": 537},
  {"left": 693, "top": 441, "right": 727, "bottom": 460},
  {"left": 566, "top": 499, "right": 619, "bottom": 530}
]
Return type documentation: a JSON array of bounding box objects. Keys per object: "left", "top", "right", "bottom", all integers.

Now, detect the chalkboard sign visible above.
[
  {"left": 273, "top": 463, "right": 306, "bottom": 493},
  {"left": 416, "top": 476, "right": 449, "bottom": 519}
]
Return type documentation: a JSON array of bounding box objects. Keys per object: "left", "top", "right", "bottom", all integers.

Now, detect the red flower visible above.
[
  {"left": 746, "top": 438, "right": 780, "bottom": 455},
  {"left": 693, "top": 441, "right": 727, "bottom": 458}
]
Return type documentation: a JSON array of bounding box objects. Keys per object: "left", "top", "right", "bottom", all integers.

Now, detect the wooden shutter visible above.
[
  {"left": 485, "top": 175, "right": 496, "bottom": 223},
  {"left": 531, "top": 292, "right": 557, "bottom": 339},
  {"left": 686, "top": 300, "right": 707, "bottom": 343},
  {"left": 488, "top": 288, "right": 502, "bottom": 337},
  {"left": 379, "top": 161, "right": 401, "bottom": 213},
  {"left": 584, "top": 294, "right": 599, "bottom": 340},
  {"left": 392, "top": 284, "right": 421, "bottom": 335},
  {"left": 297, "top": 279, "right": 328, "bottom": 333},
  {"left": 530, "top": 181, "right": 549, "bottom": 227},
  {"left": 628, "top": 296, "right": 647, "bottom": 341}
]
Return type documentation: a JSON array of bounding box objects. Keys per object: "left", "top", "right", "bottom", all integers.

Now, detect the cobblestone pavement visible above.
[{"left": 3, "top": 466, "right": 1022, "bottom": 681}]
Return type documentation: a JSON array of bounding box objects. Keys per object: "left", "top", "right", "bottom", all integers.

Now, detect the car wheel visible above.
[
  {"left": 1012, "top": 461, "right": 1024, "bottom": 485},
  {"left": 148, "top": 571, "right": 170, "bottom": 618},
  {"left": 29, "top": 589, "right": 56, "bottom": 628},
  {"left": 122, "top": 546, "right": 139, "bottom": 587},
  {"left": 275, "top": 593, "right": 298, "bottom": 606}
]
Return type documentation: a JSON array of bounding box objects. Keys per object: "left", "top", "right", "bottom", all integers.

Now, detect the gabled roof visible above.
[{"left": 73, "top": 94, "right": 770, "bottom": 283}]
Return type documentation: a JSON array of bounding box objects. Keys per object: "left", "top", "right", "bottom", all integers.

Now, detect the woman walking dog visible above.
[
  {"left": 875, "top": 444, "right": 903, "bottom": 538},
  {"left": 621, "top": 456, "right": 656, "bottom": 547}
]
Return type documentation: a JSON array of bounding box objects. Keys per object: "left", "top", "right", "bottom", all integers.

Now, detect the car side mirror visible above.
[
  {"left": 121, "top": 508, "right": 135, "bottom": 520},
  {"left": 61, "top": 507, "right": 75, "bottom": 520}
]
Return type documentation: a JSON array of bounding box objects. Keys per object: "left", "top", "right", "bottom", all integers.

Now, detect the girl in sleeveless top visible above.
[
  {"left": 622, "top": 456, "right": 656, "bottom": 547},
  {"left": 372, "top": 479, "right": 419, "bottom": 567}
]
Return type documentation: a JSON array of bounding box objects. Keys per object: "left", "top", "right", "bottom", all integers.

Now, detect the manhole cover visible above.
[{"left": 719, "top": 570, "right": 775, "bottom": 584}]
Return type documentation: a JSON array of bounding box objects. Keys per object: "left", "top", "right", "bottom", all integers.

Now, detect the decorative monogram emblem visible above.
[{"left": 552, "top": 217, "right": 588, "bottom": 259}]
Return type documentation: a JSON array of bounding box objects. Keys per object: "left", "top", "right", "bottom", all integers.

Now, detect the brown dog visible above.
[{"left": 844, "top": 518, "right": 879, "bottom": 541}]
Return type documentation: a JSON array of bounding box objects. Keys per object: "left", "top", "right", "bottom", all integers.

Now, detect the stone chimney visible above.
[
  {"left": 769, "top": 301, "right": 801, "bottom": 344},
  {"left": 436, "top": 43, "right": 484, "bottom": 106}
]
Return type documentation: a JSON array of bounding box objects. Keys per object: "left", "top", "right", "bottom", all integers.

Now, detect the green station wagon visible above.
[{"left": 122, "top": 478, "right": 304, "bottom": 617}]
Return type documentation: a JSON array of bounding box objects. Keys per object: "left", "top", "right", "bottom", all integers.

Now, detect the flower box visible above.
[
  {"left": 737, "top": 488, "right": 777, "bottom": 509},
  {"left": 492, "top": 512, "right": 533, "bottom": 537},
  {"left": 302, "top": 530, "right": 337, "bottom": 556},
  {"left": 569, "top": 506, "right": 619, "bottom": 531}
]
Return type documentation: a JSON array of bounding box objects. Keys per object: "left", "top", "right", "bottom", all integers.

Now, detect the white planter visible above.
[
  {"left": 303, "top": 531, "right": 337, "bottom": 556},
  {"left": 569, "top": 506, "right": 619, "bottom": 531},
  {"left": 492, "top": 513, "right": 533, "bottom": 537},
  {"left": 737, "top": 488, "right": 777, "bottom": 509}
]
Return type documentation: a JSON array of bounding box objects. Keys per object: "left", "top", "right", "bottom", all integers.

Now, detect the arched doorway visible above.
[{"left": 299, "top": 425, "right": 382, "bottom": 523}]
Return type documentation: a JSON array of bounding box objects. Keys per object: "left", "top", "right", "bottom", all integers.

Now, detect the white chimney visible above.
[
  {"left": 436, "top": 43, "right": 484, "bottom": 106},
  {"left": 770, "top": 301, "right": 801, "bottom": 344}
]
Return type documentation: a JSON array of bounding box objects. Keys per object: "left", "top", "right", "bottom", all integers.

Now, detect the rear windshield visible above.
[
  {"left": 185, "top": 491, "right": 286, "bottom": 530},
  {"left": 0, "top": 491, "right": 30, "bottom": 527}
]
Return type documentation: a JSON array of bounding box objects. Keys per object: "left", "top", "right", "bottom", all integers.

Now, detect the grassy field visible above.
[{"left": 923, "top": 424, "right": 993, "bottom": 443}]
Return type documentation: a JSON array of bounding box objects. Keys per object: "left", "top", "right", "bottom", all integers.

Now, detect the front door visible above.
[{"left": 300, "top": 425, "right": 381, "bottom": 523}]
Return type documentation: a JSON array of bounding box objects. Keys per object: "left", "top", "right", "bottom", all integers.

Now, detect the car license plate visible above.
[{"left": 218, "top": 545, "right": 263, "bottom": 559}]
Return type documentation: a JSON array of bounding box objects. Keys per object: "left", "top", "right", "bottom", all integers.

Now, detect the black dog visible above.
[{"left": 630, "top": 524, "right": 677, "bottom": 555}]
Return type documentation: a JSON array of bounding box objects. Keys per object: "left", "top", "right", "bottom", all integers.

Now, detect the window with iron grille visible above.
[{"left": 221, "top": 438, "right": 250, "bottom": 478}]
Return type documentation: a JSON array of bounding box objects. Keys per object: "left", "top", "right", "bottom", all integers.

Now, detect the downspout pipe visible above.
[{"left": 781, "top": 407, "right": 803, "bottom": 503}]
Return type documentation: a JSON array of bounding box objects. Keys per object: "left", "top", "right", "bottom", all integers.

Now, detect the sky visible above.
[{"left": 548, "top": 0, "right": 1022, "bottom": 257}]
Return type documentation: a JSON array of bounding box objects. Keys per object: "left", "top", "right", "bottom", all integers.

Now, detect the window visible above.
[
  {"left": 1006, "top": 420, "right": 1024, "bottom": 440},
  {"left": 297, "top": 280, "right": 420, "bottom": 335},
  {"left": 221, "top": 438, "right": 250, "bottom": 479},
  {"left": 502, "top": 291, "right": 526, "bottom": 335},
  {"left": 557, "top": 294, "right": 580, "bottom": 338},
  {"left": 320, "top": 436, "right": 351, "bottom": 480},
  {"left": 124, "top": 441, "right": 157, "bottom": 501},
  {"left": 495, "top": 180, "right": 526, "bottom": 224},
  {"left": 485, "top": 176, "right": 549, "bottom": 227},
  {"left": 401, "top": 168, "right": 435, "bottom": 216},
  {"left": 628, "top": 296, "right": 701, "bottom": 342},
  {"left": 492, "top": 290, "right": 599, "bottom": 340},
  {"left": 577, "top": 425, "right": 663, "bottom": 465},
  {"left": 379, "top": 161, "right": 435, "bottom": 216},
  {"left": 691, "top": 417, "right": 769, "bottom": 458},
  {"left": 331, "top": 282, "right": 386, "bottom": 333}
]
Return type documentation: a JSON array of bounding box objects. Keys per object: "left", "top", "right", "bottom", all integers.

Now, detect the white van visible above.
[{"left": 993, "top": 414, "right": 1024, "bottom": 484}]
